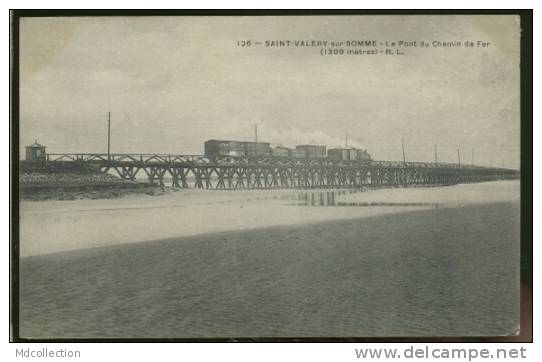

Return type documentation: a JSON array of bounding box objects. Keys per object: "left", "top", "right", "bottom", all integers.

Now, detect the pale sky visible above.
[{"left": 19, "top": 15, "right": 521, "bottom": 167}]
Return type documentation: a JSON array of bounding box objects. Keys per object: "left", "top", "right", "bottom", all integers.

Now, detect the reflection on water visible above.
[
  {"left": 282, "top": 190, "right": 339, "bottom": 206},
  {"left": 288, "top": 189, "right": 441, "bottom": 208},
  {"left": 285, "top": 180, "right": 520, "bottom": 209}
]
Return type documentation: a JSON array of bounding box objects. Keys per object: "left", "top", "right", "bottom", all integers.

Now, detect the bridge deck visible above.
[{"left": 31, "top": 153, "right": 519, "bottom": 190}]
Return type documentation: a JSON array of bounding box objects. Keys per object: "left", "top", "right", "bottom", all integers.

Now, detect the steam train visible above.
[{"left": 204, "top": 139, "right": 372, "bottom": 163}]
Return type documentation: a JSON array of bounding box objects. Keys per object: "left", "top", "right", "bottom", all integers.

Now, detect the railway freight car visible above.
[
  {"left": 204, "top": 139, "right": 271, "bottom": 158},
  {"left": 295, "top": 145, "right": 327, "bottom": 159},
  {"left": 291, "top": 148, "right": 306, "bottom": 158},
  {"left": 204, "top": 140, "right": 245, "bottom": 157},
  {"left": 243, "top": 141, "right": 271, "bottom": 157},
  {"left": 328, "top": 148, "right": 372, "bottom": 162},
  {"left": 328, "top": 148, "right": 350, "bottom": 161},
  {"left": 271, "top": 146, "right": 291, "bottom": 158}
]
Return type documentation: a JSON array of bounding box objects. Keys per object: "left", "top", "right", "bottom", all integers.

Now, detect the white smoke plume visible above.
[{"left": 254, "top": 125, "right": 366, "bottom": 150}]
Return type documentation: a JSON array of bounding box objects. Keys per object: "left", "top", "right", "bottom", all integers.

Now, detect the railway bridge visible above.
[{"left": 40, "top": 153, "right": 519, "bottom": 190}]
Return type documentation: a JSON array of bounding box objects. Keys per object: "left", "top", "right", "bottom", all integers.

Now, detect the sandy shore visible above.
[
  {"left": 19, "top": 201, "right": 520, "bottom": 338},
  {"left": 19, "top": 181, "right": 520, "bottom": 257}
]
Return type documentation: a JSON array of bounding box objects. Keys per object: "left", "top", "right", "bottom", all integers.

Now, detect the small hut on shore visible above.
[{"left": 25, "top": 141, "right": 46, "bottom": 162}]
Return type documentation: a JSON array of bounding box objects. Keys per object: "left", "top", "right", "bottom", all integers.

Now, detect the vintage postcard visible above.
[{"left": 13, "top": 12, "right": 527, "bottom": 340}]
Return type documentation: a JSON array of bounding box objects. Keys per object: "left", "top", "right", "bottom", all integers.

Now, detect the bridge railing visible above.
[
  {"left": 44, "top": 152, "right": 519, "bottom": 174},
  {"left": 46, "top": 153, "right": 212, "bottom": 164}
]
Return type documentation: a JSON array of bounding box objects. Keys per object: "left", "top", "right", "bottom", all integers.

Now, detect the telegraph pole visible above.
[
  {"left": 434, "top": 144, "right": 438, "bottom": 165},
  {"left": 107, "top": 111, "right": 111, "bottom": 161},
  {"left": 254, "top": 124, "right": 258, "bottom": 156},
  {"left": 457, "top": 148, "right": 461, "bottom": 168},
  {"left": 402, "top": 138, "right": 406, "bottom": 165},
  {"left": 345, "top": 132, "right": 348, "bottom": 148}
]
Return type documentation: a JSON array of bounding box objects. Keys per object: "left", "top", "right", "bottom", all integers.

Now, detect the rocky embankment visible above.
[{"left": 19, "top": 165, "right": 160, "bottom": 201}]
